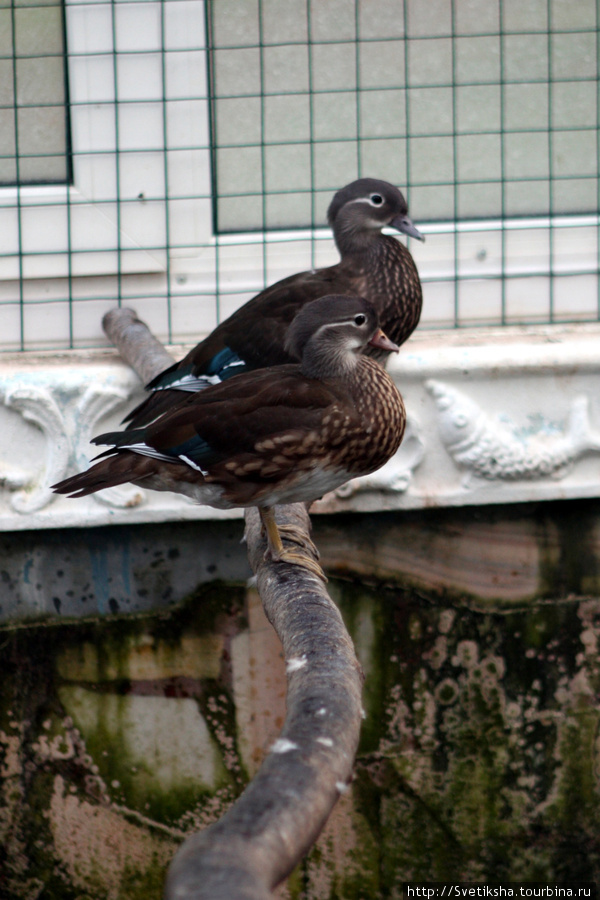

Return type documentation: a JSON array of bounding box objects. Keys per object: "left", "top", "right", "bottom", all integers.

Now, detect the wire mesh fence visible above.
[{"left": 0, "top": 0, "right": 598, "bottom": 352}]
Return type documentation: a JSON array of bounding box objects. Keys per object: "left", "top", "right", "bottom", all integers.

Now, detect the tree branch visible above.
[
  {"left": 101, "top": 308, "right": 364, "bottom": 900},
  {"left": 103, "top": 307, "right": 176, "bottom": 384}
]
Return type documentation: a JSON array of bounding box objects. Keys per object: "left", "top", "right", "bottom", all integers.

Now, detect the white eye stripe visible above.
[
  {"left": 315, "top": 316, "right": 370, "bottom": 335},
  {"left": 346, "top": 196, "right": 388, "bottom": 208}
]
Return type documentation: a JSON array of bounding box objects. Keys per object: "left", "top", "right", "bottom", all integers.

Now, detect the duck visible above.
[
  {"left": 53, "top": 295, "right": 407, "bottom": 580},
  {"left": 124, "top": 177, "right": 423, "bottom": 428}
]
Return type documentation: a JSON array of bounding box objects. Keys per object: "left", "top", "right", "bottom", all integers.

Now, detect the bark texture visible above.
[{"left": 103, "top": 307, "right": 176, "bottom": 384}]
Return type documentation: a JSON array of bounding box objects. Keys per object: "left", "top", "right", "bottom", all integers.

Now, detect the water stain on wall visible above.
[{"left": 1, "top": 571, "right": 599, "bottom": 898}]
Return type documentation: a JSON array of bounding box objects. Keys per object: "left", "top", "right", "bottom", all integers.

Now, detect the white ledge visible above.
[{"left": 1, "top": 323, "right": 599, "bottom": 531}]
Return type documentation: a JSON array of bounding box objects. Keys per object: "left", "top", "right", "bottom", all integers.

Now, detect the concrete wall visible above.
[{"left": 1, "top": 501, "right": 600, "bottom": 897}]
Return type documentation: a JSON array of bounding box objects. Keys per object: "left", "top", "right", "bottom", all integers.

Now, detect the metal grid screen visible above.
[
  {"left": 209, "top": 0, "right": 598, "bottom": 227},
  {"left": 0, "top": 0, "right": 70, "bottom": 185},
  {"left": 0, "top": 0, "right": 598, "bottom": 352}
]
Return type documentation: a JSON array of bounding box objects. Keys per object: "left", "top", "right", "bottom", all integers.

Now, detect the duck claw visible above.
[
  {"left": 277, "top": 523, "right": 320, "bottom": 560},
  {"left": 266, "top": 546, "right": 328, "bottom": 583}
]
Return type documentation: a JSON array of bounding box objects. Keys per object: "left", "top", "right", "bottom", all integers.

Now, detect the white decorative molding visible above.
[
  {"left": 426, "top": 382, "right": 600, "bottom": 483},
  {"left": 0, "top": 382, "right": 69, "bottom": 513},
  {"left": 0, "top": 362, "right": 145, "bottom": 526},
  {"left": 0, "top": 322, "right": 599, "bottom": 531},
  {"left": 315, "top": 322, "right": 600, "bottom": 514}
]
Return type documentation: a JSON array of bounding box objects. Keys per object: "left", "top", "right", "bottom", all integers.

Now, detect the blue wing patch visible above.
[
  {"left": 205, "top": 346, "right": 241, "bottom": 375},
  {"left": 168, "top": 434, "right": 215, "bottom": 465},
  {"left": 205, "top": 347, "right": 249, "bottom": 382},
  {"left": 151, "top": 347, "right": 249, "bottom": 393},
  {"left": 92, "top": 429, "right": 219, "bottom": 474}
]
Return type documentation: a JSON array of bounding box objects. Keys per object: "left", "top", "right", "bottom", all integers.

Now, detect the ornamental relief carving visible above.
[
  {"left": 0, "top": 368, "right": 598, "bottom": 520},
  {"left": 426, "top": 380, "right": 600, "bottom": 483},
  {"left": 0, "top": 371, "right": 143, "bottom": 513}
]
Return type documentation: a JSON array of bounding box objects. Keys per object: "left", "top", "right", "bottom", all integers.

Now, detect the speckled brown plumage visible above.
[
  {"left": 342, "top": 231, "right": 423, "bottom": 364},
  {"left": 125, "top": 178, "right": 422, "bottom": 428},
  {"left": 53, "top": 296, "right": 406, "bottom": 575}
]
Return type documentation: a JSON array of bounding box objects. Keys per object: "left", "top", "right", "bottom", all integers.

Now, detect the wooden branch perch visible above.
[
  {"left": 103, "top": 307, "right": 177, "bottom": 384},
  {"left": 101, "top": 308, "right": 364, "bottom": 900}
]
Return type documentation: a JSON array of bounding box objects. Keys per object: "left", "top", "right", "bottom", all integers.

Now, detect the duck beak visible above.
[
  {"left": 389, "top": 213, "right": 425, "bottom": 242},
  {"left": 368, "top": 328, "right": 400, "bottom": 353}
]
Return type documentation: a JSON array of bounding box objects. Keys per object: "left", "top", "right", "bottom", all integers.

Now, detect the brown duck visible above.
[
  {"left": 125, "top": 177, "right": 423, "bottom": 428},
  {"left": 53, "top": 295, "right": 406, "bottom": 579}
]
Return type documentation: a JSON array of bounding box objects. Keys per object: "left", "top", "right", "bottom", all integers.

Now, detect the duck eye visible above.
[
  {"left": 354, "top": 314, "right": 367, "bottom": 326},
  {"left": 370, "top": 193, "right": 384, "bottom": 206}
]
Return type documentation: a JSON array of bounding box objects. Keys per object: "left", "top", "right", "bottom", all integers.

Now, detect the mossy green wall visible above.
[{"left": 1, "top": 503, "right": 600, "bottom": 897}]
